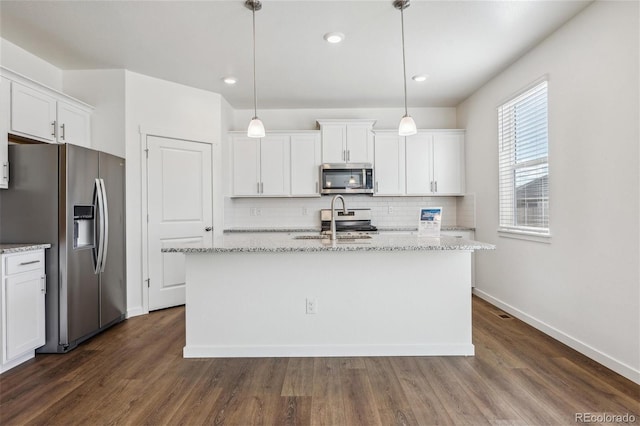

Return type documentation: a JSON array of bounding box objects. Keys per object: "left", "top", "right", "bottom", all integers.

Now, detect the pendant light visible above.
[
  {"left": 246, "top": 0, "right": 265, "bottom": 138},
  {"left": 394, "top": 0, "right": 417, "bottom": 136}
]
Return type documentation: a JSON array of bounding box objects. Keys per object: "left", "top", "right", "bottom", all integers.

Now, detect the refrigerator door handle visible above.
[
  {"left": 94, "top": 178, "right": 105, "bottom": 274},
  {"left": 99, "top": 178, "right": 109, "bottom": 273}
]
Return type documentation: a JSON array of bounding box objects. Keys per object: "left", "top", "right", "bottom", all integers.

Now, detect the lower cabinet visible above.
[{"left": 1, "top": 249, "right": 46, "bottom": 373}]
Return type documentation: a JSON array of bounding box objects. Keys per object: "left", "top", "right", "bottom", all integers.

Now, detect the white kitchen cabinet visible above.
[
  {"left": 1, "top": 249, "right": 46, "bottom": 373},
  {"left": 373, "top": 131, "right": 405, "bottom": 195},
  {"left": 231, "top": 133, "right": 290, "bottom": 197},
  {"left": 10, "top": 82, "right": 57, "bottom": 143},
  {"left": 56, "top": 101, "right": 91, "bottom": 147},
  {"left": 317, "top": 119, "right": 375, "bottom": 164},
  {"left": 2, "top": 68, "right": 92, "bottom": 147},
  {"left": 405, "top": 130, "right": 465, "bottom": 196},
  {"left": 290, "top": 133, "right": 321, "bottom": 197},
  {"left": 0, "top": 77, "right": 9, "bottom": 189}
]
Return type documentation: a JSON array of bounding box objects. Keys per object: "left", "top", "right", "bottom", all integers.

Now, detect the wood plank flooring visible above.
[{"left": 1, "top": 296, "right": 638, "bottom": 425}]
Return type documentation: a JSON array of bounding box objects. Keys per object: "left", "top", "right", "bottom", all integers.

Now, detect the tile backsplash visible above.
[{"left": 224, "top": 196, "right": 470, "bottom": 230}]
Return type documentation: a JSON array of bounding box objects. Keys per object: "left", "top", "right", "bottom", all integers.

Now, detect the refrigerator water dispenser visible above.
[{"left": 73, "top": 205, "right": 95, "bottom": 249}]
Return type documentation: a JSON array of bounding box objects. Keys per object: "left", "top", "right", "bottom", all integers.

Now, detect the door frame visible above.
[{"left": 140, "top": 126, "right": 220, "bottom": 314}]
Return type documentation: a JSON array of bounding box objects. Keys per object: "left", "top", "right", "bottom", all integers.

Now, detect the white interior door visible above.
[{"left": 147, "top": 135, "right": 213, "bottom": 311}]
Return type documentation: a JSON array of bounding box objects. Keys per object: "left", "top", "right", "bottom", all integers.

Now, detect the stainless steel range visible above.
[{"left": 320, "top": 208, "right": 378, "bottom": 234}]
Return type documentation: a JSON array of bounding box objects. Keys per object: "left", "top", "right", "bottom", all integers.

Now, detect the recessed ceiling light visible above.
[
  {"left": 412, "top": 74, "right": 429, "bottom": 82},
  {"left": 222, "top": 77, "right": 237, "bottom": 85},
  {"left": 323, "top": 32, "right": 345, "bottom": 44}
]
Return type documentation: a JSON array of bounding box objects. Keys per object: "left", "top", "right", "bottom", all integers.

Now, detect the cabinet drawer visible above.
[{"left": 5, "top": 251, "right": 44, "bottom": 275}]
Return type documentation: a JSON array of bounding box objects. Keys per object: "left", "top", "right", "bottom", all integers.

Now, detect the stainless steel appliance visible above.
[
  {"left": 320, "top": 163, "right": 374, "bottom": 194},
  {"left": 0, "top": 143, "right": 126, "bottom": 353},
  {"left": 320, "top": 208, "right": 378, "bottom": 234}
]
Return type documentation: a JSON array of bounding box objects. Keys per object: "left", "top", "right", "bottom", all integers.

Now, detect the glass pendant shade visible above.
[
  {"left": 247, "top": 117, "right": 266, "bottom": 138},
  {"left": 398, "top": 115, "right": 417, "bottom": 136}
]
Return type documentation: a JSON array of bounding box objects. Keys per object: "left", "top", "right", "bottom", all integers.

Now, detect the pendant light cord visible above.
[
  {"left": 252, "top": 4, "right": 258, "bottom": 119},
  {"left": 400, "top": 3, "right": 408, "bottom": 117}
]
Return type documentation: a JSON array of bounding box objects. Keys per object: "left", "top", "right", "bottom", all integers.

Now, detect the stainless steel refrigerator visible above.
[{"left": 0, "top": 143, "right": 126, "bottom": 353}]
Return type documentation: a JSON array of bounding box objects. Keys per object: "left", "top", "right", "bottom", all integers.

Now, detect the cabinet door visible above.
[
  {"left": 4, "top": 271, "right": 45, "bottom": 362},
  {"left": 405, "top": 133, "right": 434, "bottom": 195},
  {"left": 432, "top": 133, "right": 464, "bottom": 195},
  {"left": 321, "top": 125, "right": 346, "bottom": 163},
  {"left": 374, "top": 133, "right": 404, "bottom": 195},
  {"left": 260, "top": 135, "right": 290, "bottom": 196},
  {"left": 345, "top": 124, "right": 372, "bottom": 163},
  {"left": 57, "top": 101, "right": 91, "bottom": 147},
  {"left": 10, "top": 82, "right": 57, "bottom": 143},
  {"left": 290, "top": 134, "right": 321, "bottom": 196},
  {"left": 0, "top": 78, "right": 9, "bottom": 189},
  {"left": 232, "top": 136, "right": 261, "bottom": 196}
]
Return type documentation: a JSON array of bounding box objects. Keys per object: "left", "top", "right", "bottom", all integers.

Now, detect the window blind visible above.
[{"left": 498, "top": 81, "right": 549, "bottom": 234}]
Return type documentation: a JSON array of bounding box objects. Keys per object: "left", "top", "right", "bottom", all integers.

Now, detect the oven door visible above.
[{"left": 320, "top": 164, "right": 374, "bottom": 194}]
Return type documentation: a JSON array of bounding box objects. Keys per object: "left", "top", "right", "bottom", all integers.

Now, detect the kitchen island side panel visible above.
[{"left": 183, "top": 250, "right": 473, "bottom": 357}]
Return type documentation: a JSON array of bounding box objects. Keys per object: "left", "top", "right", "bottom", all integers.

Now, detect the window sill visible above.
[{"left": 498, "top": 228, "right": 551, "bottom": 244}]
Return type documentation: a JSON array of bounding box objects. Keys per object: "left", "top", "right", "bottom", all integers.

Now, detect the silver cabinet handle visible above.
[
  {"left": 19, "top": 260, "right": 40, "bottom": 266},
  {"left": 2, "top": 162, "right": 8, "bottom": 181},
  {"left": 205, "top": 227, "right": 213, "bottom": 232},
  {"left": 60, "top": 123, "right": 66, "bottom": 140},
  {"left": 347, "top": 150, "right": 350, "bottom": 162},
  {"left": 315, "top": 181, "right": 319, "bottom": 193},
  {"left": 41, "top": 275, "right": 46, "bottom": 294},
  {"left": 260, "top": 182, "right": 264, "bottom": 194},
  {"left": 435, "top": 181, "right": 438, "bottom": 193},
  {"left": 51, "top": 121, "right": 56, "bottom": 137},
  {"left": 375, "top": 181, "right": 379, "bottom": 192},
  {"left": 257, "top": 182, "right": 260, "bottom": 194},
  {"left": 430, "top": 181, "right": 434, "bottom": 192}
]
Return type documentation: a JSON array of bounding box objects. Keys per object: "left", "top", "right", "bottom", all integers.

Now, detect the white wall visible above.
[
  {"left": 0, "top": 38, "right": 62, "bottom": 91},
  {"left": 63, "top": 69, "right": 126, "bottom": 157},
  {"left": 124, "top": 71, "right": 225, "bottom": 317},
  {"left": 457, "top": 1, "right": 639, "bottom": 383},
  {"left": 232, "top": 107, "right": 457, "bottom": 131}
]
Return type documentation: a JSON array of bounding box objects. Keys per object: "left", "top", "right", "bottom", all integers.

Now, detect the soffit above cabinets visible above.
[{"left": 0, "top": 0, "right": 592, "bottom": 109}]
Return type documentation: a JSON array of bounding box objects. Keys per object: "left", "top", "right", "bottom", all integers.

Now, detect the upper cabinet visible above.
[
  {"left": 317, "top": 119, "right": 375, "bottom": 164},
  {"left": 290, "top": 133, "right": 321, "bottom": 197},
  {"left": 373, "top": 132, "right": 405, "bottom": 196},
  {"left": 0, "top": 78, "right": 10, "bottom": 189},
  {"left": 1, "top": 67, "right": 92, "bottom": 149},
  {"left": 232, "top": 134, "right": 290, "bottom": 197},
  {"left": 231, "top": 131, "right": 321, "bottom": 198},
  {"left": 375, "top": 129, "right": 465, "bottom": 196}
]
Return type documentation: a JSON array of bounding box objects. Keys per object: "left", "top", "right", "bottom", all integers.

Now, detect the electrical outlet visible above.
[
  {"left": 250, "top": 208, "right": 256, "bottom": 216},
  {"left": 388, "top": 205, "right": 394, "bottom": 214},
  {"left": 302, "top": 207, "right": 308, "bottom": 216},
  {"left": 256, "top": 208, "right": 262, "bottom": 216},
  {"left": 306, "top": 298, "right": 317, "bottom": 314}
]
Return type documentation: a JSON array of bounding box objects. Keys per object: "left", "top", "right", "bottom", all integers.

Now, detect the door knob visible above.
[{"left": 204, "top": 227, "right": 213, "bottom": 232}]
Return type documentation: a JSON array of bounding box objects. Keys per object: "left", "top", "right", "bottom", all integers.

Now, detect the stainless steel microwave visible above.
[{"left": 319, "top": 163, "right": 374, "bottom": 194}]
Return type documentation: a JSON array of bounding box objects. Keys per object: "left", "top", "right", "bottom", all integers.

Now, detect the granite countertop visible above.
[
  {"left": 162, "top": 232, "right": 494, "bottom": 254},
  {"left": 223, "top": 226, "right": 475, "bottom": 233},
  {"left": 0, "top": 243, "right": 52, "bottom": 254}
]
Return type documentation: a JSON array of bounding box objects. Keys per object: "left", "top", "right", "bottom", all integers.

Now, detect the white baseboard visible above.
[
  {"left": 183, "top": 343, "right": 475, "bottom": 358},
  {"left": 126, "top": 306, "right": 146, "bottom": 319},
  {"left": 473, "top": 288, "right": 640, "bottom": 385}
]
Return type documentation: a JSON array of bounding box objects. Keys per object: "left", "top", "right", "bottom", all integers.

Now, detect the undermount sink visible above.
[{"left": 293, "top": 234, "right": 373, "bottom": 240}]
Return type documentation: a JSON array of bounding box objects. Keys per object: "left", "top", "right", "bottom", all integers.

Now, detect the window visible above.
[{"left": 498, "top": 80, "right": 549, "bottom": 236}]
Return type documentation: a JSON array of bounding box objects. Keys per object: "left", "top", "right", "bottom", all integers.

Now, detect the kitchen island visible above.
[{"left": 163, "top": 232, "right": 494, "bottom": 358}]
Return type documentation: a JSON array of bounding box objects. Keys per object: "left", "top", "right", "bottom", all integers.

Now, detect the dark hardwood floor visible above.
[{"left": 1, "top": 296, "right": 638, "bottom": 425}]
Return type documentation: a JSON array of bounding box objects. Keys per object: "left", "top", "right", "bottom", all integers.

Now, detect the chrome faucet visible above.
[{"left": 330, "top": 194, "right": 348, "bottom": 241}]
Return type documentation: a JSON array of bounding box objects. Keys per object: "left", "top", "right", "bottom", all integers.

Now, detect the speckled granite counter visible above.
[
  {"left": 163, "top": 232, "right": 493, "bottom": 254},
  {"left": 0, "top": 244, "right": 51, "bottom": 254}
]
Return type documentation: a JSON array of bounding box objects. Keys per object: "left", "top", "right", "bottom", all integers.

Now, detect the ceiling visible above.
[{"left": 0, "top": 0, "right": 592, "bottom": 109}]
